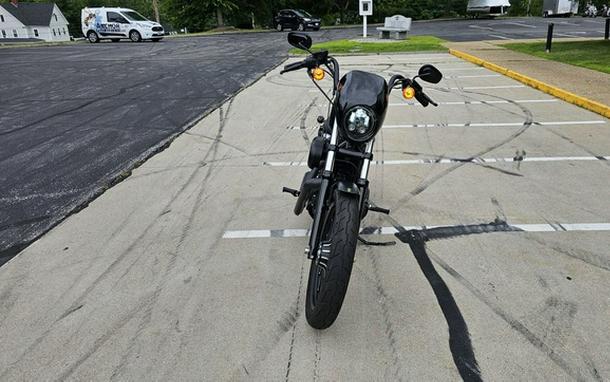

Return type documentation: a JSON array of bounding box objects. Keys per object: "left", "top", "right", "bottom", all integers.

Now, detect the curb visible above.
[{"left": 448, "top": 49, "right": 610, "bottom": 119}]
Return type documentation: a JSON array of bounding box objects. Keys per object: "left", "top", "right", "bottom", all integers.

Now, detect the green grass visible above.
[
  {"left": 290, "top": 36, "right": 447, "bottom": 55},
  {"left": 503, "top": 40, "right": 610, "bottom": 74}
]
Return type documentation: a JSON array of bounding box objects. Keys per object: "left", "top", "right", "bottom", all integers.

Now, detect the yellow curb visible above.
[{"left": 449, "top": 49, "right": 610, "bottom": 119}]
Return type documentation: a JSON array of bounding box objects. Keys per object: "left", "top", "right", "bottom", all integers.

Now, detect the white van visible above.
[{"left": 81, "top": 7, "right": 164, "bottom": 43}]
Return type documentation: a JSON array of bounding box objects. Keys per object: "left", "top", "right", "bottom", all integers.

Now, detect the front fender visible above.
[{"left": 336, "top": 181, "right": 360, "bottom": 196}]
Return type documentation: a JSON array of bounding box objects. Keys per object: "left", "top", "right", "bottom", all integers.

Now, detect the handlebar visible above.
[
  {"left": 280, "top": 60, "right": 308, "bottom": 75},
  {"left": 281, "top": 53, "right": 437, "bottom": 108}
]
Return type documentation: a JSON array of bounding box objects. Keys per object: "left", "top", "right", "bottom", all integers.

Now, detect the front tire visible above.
[
  {"left": 306, "top": 191, "right": 359, "bottom": 329},
  {"left": 276, "top": 23, "right": 283, "bottom": 32},
  {"left": 129, "top": 30, "right": 142, "bottom": 42},
  {"left": 297, "top": 23, "right": 305, "bottom": 31}
]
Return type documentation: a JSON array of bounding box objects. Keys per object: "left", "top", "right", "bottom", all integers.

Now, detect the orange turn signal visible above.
[
  {"left": 403, "top": 86, "right": 415, "bottom": 99},
  {"left": 312, "top": 67, "right": 325, "bottom": 81}
]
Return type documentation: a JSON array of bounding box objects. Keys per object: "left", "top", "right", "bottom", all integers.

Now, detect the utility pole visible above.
[{"left": 527, "top": 0, "right": 532, "bottom": 16}]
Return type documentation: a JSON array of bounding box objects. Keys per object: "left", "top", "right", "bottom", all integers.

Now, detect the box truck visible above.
[
  {"left": 543, "top": 0, "right": 579, "bottom": 17},
  {"left": 467, "top": 0, "right": 511, "bottom": 18}
]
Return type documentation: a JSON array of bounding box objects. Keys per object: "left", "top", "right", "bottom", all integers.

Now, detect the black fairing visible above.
[{"left": 335, "top": 71, "right": 389, "bottom": 142}]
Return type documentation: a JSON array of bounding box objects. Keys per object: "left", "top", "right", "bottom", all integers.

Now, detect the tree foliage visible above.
[{"left": 16, "top": 0, "right": 610, "bottom": 36}]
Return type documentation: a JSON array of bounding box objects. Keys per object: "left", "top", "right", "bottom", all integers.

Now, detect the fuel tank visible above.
[{"left": 335, "top": 70, "right": 389, "bottom": 141}]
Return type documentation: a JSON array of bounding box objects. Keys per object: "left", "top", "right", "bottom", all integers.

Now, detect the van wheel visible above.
[
  {"left": 129, "top": 30, "right": 142, "bottom": 42},
  {"left": 297, "top": 23, "right": 305, "bottom": 31},
  {"left": 87, "top": 31, "right": 99, "bottom": 43},
  {"left": 276, "top": 23, "right": 283, "bottom": 32}
]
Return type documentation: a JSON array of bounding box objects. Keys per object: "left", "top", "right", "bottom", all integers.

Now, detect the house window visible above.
[
  {"left": 12, "top": 29, "right": 17, "bottom": 37},
  {"left": 52, "top": 28, "right": 56, "bottom": 36},
  {"left": 1, "top": 30, "right": 5, "bottom": 38},
  {"left": 63, "top": 27, "right": 66, "bottom": 35},
  {"left": 54, "top": 14, "right": 58, "bottom": 22},
  {"left": 34, "top": 29, "right": 38, "bottom": 37},
  {"left": 1, "top": 15, "right": 4, "bottom": 22}
]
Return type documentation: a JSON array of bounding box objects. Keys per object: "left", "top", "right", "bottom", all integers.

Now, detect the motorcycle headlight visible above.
[{"left": 344, "top": 107, "right": 375, "bottom": 142}]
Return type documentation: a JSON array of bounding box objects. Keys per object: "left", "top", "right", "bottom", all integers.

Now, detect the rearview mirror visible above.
[
  {"left": 418, "top": 64, "right": 443, "bottom": 84},
  {"left": 288, "top": 32, "right": 312, "bottom": 51}
]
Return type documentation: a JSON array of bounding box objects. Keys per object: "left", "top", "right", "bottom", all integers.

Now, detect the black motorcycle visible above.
[{"left": 281, "top": 32, "right": 443, "bottom": 329}]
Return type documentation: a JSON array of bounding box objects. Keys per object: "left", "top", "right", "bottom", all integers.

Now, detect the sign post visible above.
[{"left": 359, "top": 0, "right": 373, "bottom": 38}]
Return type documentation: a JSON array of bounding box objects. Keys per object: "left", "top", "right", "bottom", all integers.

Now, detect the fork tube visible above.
[
  {"left": 306, "top": 120, "right": 339, "bottom": 259},
  {"left": 359, "top": 139, "right": 375, "bottom": 181}
]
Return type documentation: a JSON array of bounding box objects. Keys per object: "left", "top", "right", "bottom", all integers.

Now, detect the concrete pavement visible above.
[
  {"left": 446, "top": 39, "right": 610, "bottom": 106},
  {"left": 1, "top": 52, "right": 609, "bottom": 380}
]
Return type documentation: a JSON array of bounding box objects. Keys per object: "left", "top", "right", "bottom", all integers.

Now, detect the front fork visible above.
[{"left": 306, "top": 121, "right": 375, "bottom": 260}]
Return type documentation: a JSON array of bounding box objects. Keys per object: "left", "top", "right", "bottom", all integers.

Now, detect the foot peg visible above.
[
  {"left": 368, "top": 204, "right": 390, "bottom": 215},
  {"left": 282, "top": 187, "right": 300, "bottom": 197}
]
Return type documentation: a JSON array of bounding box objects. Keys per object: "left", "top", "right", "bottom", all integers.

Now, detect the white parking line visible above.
[
  {"left": 383, "top": 120, "right": 607, "bottom": 129},
  {"left": 286, "top": 120, "right": 606, "bottom": 131},
  {"left": 389, "top": 99, "right": 558, "bottom": 106},
  {"left": 469, "top": 25, "right": 494, "bottom": 30},
  {"left": 502, "top": 22, "right": 537, "bottom": 28},
  {"left": 223, "top": 223, "right": 610, "bottom": 239},
  {"left": 446, "top": 74, "right": 502, "bottom": 79},
  {"left": 446, "top": 85, "right": 526, "bottom": 90},
  {"left": 489, "top": 34, "right": 512, "bottom": 40},
  {"left": 263, "top": 155, "right": 609, "bottom": 167}
]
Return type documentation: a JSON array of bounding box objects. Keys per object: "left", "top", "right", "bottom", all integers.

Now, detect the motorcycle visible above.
[{"left": 281, "top": 32, "right": 443, "bottom": 329}]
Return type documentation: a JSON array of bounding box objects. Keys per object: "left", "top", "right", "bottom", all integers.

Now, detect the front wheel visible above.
[
  {"left": 297, "top": 23, "right": 305, "bottom": 31},
  {"left": 306, "top": 190, "right": 360, "bottom": 329},
  {"left": 129, "top": 30, "right": 142, "bottom": 42}
]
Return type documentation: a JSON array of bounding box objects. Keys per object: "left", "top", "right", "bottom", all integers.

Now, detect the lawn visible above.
[
  {"left": 290, "top": 36, "right": 447, "bottom": 55},
  {"left": 503, "top": 40, "right": 610, "bottom": 74}
]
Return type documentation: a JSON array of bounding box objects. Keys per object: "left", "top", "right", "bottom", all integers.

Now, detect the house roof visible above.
[{"left": 0, "top": 2, "right": 56, "bottom": 26}]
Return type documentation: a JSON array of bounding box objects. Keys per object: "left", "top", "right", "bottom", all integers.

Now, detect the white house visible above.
[{"left": 0, "top": 0, "right": 70, "bottom": 42}]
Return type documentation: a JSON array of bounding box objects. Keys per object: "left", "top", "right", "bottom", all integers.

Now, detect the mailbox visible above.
[{"left": 359, "top": 0, "right": 373, "bottom": 16}]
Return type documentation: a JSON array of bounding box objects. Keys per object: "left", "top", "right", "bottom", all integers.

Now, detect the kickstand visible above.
[{"left": 358, "top": 236, "right": 396, "bottom": 246}]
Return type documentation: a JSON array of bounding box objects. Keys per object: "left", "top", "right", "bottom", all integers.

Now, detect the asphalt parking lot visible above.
[
  {"left": 1, "top": 52, "right": 608, "bottom": 380},
  {"left": 0, "top": 29, "right": 358, "bottom": 264},
  {"left": 411, "top": 16, "right": 609, "bottom": 41},
  {"left": 1, "top": 17, "right": 606, "bottom": 264}
]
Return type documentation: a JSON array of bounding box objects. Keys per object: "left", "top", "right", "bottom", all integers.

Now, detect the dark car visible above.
[{"left": 274, "top": 9, "right": 321, "bottom": 32}]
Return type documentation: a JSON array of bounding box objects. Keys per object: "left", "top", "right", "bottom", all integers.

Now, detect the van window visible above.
[
  {"left": 107, "top": 11, "right": 128, "bottom": 23},
  {"left": 34, "top": 29, "right": 38, "bottom": 37},
  {"left": 123, "top": 11, "right": 147, "bottom": 21}
]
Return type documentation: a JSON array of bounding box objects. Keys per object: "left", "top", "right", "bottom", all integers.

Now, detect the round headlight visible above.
[{"left": 344, "top": 107, "right": 375, "bottom": 142}]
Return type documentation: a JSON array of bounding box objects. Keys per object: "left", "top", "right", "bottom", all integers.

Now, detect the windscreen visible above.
[
  {"left": 294, "top": 9, "right": 313, "bottom": 18},
  {"left": 123, "top": 11, "right": 149, "bottom": 21}
]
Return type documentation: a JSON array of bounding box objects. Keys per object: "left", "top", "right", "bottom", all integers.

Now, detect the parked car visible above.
[
  {"left": 81, "top": 7, "right": 164, "bottom": 43},
  {"left": 274, "top": 9, "right": 321, "bottom": 32}
]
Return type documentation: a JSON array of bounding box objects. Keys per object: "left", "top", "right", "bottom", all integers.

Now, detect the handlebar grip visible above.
[{"left": 281, "top": 61, "right": 305, "bottom": 75}]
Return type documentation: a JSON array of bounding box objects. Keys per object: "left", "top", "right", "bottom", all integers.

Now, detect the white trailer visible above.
[
  {"left": 467, "top": 0, "right": 511, "bottom": 17},
  {"left": 543, "top": 0, "right": 579, "bottom": 17}
]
